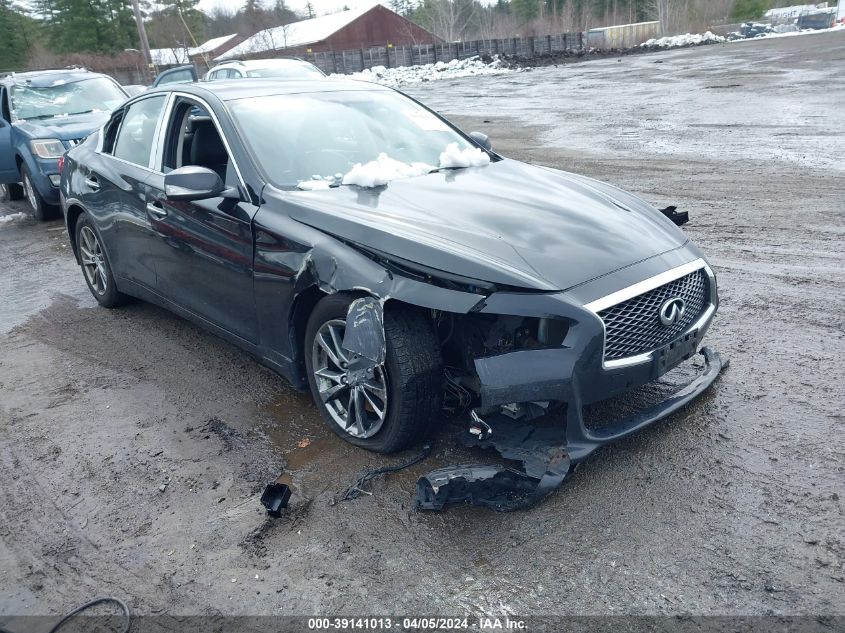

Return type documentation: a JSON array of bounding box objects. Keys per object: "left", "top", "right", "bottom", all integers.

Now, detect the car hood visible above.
[
  {"left": 13, "top": 111, "right": 110, "bottom": 141},
  {"left": 285, "top": 159, "right": 689, "bottom": 291}
]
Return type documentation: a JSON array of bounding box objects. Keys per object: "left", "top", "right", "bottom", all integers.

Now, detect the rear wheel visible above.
[
  {"left": 75, "top": 213, "right": 130, "bottom": 308},
  {"left": 21, "top": 165, "right": 57, "bottom": 221},
  {"left": 0, "top": 183, "right": 24, "bottom": 202},
  {"left": 304, "top": 294, "right": 443, "bottom": 453}
]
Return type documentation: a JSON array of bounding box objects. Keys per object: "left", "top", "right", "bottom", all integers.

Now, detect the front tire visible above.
[
  {"left": 21, "top": 165, "right": 57, "bottom": 221},
  {"left": 75, "top": 213, "right": 130, "bottom": 308},
  {"left": 304, "top": 294, "right": 443, "bottom": 453}
]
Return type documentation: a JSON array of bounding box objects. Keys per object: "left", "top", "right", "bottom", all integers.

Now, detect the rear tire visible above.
[
  {"left": 0, "top": 183, "right": 24, "bottom": 202},
  {"left": 75, "top": 213, "right": 130, "bottom": 308},
  {"left": 304, "top": 294, "right": 443, "bottom": 453},
  {"left": 21, "top": 165, "right": 57, "bottom": 221}
]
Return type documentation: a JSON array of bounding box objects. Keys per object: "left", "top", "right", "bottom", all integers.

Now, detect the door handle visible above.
[
  {"left": 84, "top": 176, "right": 99, "bottom": 190},
  {"left": 146, "top": 201, "right": 167, "bottom": 218}
]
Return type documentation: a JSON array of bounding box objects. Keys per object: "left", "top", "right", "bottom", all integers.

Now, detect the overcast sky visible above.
[{"left": 196, "top": 0, "right": 383, "bottom": 16}]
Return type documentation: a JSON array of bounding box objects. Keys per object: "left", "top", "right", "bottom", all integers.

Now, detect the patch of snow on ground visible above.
[
  {"left": 642, "top": 31, "right": 726, "bottom": 49},
  {"left": 0, "top": 212, "right": 29, "bottom": 225},
  {"left": 335, "top": 56, "right": 513, "bottom": 87},
  {"left": 439, "top": 143, "right": 491, "bottom": 168},
  {"left": 341, "top": 153, "right": 434, "bottom": 188}
]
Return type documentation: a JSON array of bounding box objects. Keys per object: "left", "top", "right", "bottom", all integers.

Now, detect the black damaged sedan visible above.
[{"left": 60, "top": 79, "right": 723, "bottom": 463}]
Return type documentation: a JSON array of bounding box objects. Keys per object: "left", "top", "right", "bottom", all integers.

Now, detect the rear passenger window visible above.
[{"left": 113, "top": 95, "right": 166, "bottom": 168}]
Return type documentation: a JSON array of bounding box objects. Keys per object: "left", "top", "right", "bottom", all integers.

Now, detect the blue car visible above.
[{"left": 0, "top": 69, "right": 127, "bottom": 220}]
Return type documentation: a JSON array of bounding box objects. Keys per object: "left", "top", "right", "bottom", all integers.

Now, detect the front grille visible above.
[{"left": 597, "top": 269, "right": 709, "bottom": 362}]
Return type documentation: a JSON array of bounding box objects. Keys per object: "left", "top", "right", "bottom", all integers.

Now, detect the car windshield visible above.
[
  {"left": 228, "top": 90, "right": 478, "bottom": 189},
  {"left": 246, "top": 65, "right": 324, "bottom": 79},
  {"left": 10, "top": 77, "right": 126, "bottom": 121}
]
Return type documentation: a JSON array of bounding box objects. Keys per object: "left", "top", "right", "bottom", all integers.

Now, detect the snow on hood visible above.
[
  {"left": 342, "top": 154, "right": 434, "bottom": 188},
  {"left": 297, "top": 144, "right": 492, "bottom": 190},
  {"left": 439, "top": 143, "right": 490, "bottom": 169},
  {"left": 333, "top": 56, "right": 514, "bottom": 88}
]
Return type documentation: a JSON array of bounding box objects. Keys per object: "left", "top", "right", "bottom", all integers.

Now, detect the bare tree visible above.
[{"left": 418, "top": 0, "right": 478, "bottom": 42}]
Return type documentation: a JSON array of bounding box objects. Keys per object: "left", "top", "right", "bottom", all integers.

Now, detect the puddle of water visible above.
[{"left": 0, "top": 217, "right": 95, "bottom": 334}]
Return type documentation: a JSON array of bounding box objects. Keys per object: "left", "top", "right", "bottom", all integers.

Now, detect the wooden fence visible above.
[{"left": 246, "top": 32, "right": 584, "bottom": 75}]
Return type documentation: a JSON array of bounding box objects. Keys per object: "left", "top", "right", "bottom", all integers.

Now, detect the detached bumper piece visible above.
[
  {"left": 416, "top": 420, "right": 570, "bottom": 512},
  {"left": 416, "top": 347, "right": 725, "bottom": 512},
  {"left": 659, "top": 205, "right": 689, "bottom": 226}
]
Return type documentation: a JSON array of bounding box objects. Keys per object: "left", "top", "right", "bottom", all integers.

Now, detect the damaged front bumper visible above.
[
  {"left": 416, "top": 256, "right": 725, "bottom": 510},
  {"left": 417, "top": 347, "right": 725, "bottom": 511}
]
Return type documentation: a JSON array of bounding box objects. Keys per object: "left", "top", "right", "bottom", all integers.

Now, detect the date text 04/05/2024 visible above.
[{"left": 307, "top": 617, "right": 527, "bottom": 630}]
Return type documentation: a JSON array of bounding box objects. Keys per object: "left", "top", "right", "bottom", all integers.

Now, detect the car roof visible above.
[
  {"left": 215, "top": 59, "right": 313, "bottom": 68},
  {"left": 1, "top": 68, "right": 107, "bottom": 87},
  {"left": 148, "top": 78, "right": 389, "bottom": 102}
]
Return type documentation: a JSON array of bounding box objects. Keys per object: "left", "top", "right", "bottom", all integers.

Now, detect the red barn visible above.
[{"left": 217, "top": 5, "right": 439, "bottom": 61}]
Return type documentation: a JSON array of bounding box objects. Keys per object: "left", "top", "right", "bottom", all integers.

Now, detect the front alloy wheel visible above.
[
  {"left": 304, "top": 294, "right": 443, "bottom": 453},
  {"left": 311, "top": 318, "right": 389, "bottom": 439}
]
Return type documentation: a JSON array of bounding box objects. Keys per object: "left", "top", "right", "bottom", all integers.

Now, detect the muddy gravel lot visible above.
[{"left": 1, "top": 32, "right": 843, "bottom": 622}]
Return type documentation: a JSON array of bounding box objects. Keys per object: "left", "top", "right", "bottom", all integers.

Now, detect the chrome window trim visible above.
[
  {"left": 584, "top": 258, "right": 715, "bottom": 369},
  {"left": 148, "top": 92, "right": 175, "bottom": 171}
]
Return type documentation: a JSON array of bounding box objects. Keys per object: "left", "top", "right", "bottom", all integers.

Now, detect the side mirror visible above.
[
  {"left": 164, "top": 166, "right": 235, "bottom": 201},
  {"left": 469, "top": 131, "right": 492, "bottom": 152}
]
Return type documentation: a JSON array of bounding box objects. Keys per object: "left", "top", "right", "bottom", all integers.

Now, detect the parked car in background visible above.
[
  {"left": 204, "top": 59, "right": 324, "bottom": 81},
  {"left": 152, "top": 65, "right": 198, "bottom": 88},
  {"left": 123, "top": 85, "right": 148, "bottom": 96},
  {"left": 0, "top": 69, "right": 127, "bottom": 219},
  {"left": 796, "top": 10, "right": 835, "bottom": 30},
  {"left": 60, "top": 78, "right": 722, "bottom": 461}
]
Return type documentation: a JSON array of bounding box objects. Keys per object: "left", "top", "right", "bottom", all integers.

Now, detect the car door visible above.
[
  {"left": 145, "top": 95, "right": 260, "bottom": 344},
  {"left": 87, "top": 94, "right": 168, "bottom": 289},
  {"left": 0, "top": 86, "right": 18, "bottom": 184}
]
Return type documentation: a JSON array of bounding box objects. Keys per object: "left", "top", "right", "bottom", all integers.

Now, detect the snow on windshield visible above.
[{"left": 296, "top": 143, "right": 491, "bottom": 190}]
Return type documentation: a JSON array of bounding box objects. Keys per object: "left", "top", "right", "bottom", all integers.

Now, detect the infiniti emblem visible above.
[{"left": 659, "top": 297, "right": 686, "bottom": 326}]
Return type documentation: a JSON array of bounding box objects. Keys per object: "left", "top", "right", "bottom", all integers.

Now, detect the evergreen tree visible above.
[
  {"left": 0, "top": 0, "right": 34, "bottom": 70},
  {"left": 730, "top": 0, "right": 769, "bottom": 21},
  {"left": 158, "top": 0, "right": 205, "bottom": 47}
]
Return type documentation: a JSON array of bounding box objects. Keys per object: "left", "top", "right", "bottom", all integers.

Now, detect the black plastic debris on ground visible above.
[
  {"left": 416, "top": 415, "right": 571, "bottom": 512},
  {"left": 260, "top": 483, "right": 292, "bottom": 517},
  {"left": 341, "top": 442, "right": 433, "bottom": 501},
  {"left": 659, "top": 205, "right": 689, "bottom": 226}
]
